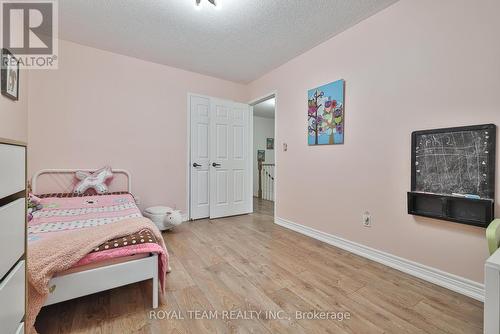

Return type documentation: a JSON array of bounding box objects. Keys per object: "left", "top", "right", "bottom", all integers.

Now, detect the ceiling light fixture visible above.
[{"left": 195, "top": 0, "right": 216, "bottom": 7}]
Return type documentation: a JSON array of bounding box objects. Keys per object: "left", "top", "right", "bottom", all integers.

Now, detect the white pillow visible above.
[{"left": 73, "top": 167, "right": 114, "bottom": 195}]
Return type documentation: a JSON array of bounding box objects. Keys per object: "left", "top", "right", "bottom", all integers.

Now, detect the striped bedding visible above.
[{"left": 28, "top": 192, "right": 163, "bottom": 268}]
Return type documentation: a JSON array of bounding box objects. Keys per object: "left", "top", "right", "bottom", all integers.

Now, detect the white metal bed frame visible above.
[
  {"left": 32, "top": 168, "right": 132, "bottom": 195},
  {"left": 31, "top": 169, "right": 159, "bottom": 308}
]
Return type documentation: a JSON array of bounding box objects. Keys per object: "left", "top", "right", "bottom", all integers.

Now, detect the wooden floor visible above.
[{"left": 36, "top": 198, "right": 483, "bottom": 333}]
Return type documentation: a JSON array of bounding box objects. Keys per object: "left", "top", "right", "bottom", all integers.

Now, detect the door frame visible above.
[
  {"left": 247, "top": 91, "right": 278, "bottom": 219},
  {"left": 186, "top": 93, "right": 254, "bottom": 220}
]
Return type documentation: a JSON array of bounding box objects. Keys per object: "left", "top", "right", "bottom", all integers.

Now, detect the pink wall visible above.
[
  {"left": 28, "top": 39, "right": 246, "bottom": 210},
  {"left": 0, "top": 69, "right": 28, "bottom": 142},
  {"left": 247, "top": 0, "right": 500, "bottom": 283},
  {"left": 27, "top": 0, "right": 500, "bottom": 283}
]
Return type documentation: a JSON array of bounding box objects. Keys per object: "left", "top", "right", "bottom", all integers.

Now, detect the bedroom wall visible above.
[
  {"left": 0, "top": 69, "right": 28, "bottom": 142},
  {"left": 27, "top": 39, "right": 246, "bottom": 210},
  {"left": 246, "top": 0, "right": 500, "bottom": 283}
]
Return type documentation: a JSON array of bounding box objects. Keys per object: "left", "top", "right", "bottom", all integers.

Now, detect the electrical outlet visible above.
[{"left": 362, "top": 212, "right": 372, "bottom": 227}]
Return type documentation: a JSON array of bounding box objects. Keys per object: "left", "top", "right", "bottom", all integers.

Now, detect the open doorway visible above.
[{"left": 251, "top": 96, "right": 275, "bottom": 217}]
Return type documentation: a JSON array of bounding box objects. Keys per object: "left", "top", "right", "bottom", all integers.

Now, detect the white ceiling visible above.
[
  {"left": 254, "top": 98, "right": 275, "bottom": 119},
  {"left": 59, "top": 0, "right": 398, "bottom": 83}
]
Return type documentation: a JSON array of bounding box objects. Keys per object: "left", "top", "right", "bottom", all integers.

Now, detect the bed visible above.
[{"left": 29, "top": 169, "right": 168, "bottom": 311}]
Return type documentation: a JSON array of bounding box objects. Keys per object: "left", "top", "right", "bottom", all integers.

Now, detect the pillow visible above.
[{"left": 73, "top": 166, "right": 114, "bottom": 195}]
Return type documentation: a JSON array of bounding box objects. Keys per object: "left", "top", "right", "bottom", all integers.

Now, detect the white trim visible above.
[
  {"left": 247, "top": 91, "right": 277, "bottom": 106},
  {"left": 248, "top": 104, "right": 254, "bottom": 214},
  {"left": 186, "top": 93, "right": 193, "bottom": 220},
  {"left": 32, "top": 168, "right": 132, "bottom": 194},
  {"left": 275, "top": 217, "right": 485, "bottom": 302}
]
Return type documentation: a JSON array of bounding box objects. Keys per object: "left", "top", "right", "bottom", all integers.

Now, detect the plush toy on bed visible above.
[
  {"left": 74, "top": 166, "right": 114, "bottom": 195},
  {"left": 27, "top": 193, "right": 43, "bottom": 221}
]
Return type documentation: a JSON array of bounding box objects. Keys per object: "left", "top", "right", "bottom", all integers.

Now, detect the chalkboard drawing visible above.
[
  {"left": 412, "top": 125, "right": 496, "bottom": 199},
  {"left": 308, "top": 79, "right": 345, "bottom": 145}
]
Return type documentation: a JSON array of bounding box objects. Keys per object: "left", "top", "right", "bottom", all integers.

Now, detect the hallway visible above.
[{"left": 253, "top": 197, "right": 274, "bottom": 218}]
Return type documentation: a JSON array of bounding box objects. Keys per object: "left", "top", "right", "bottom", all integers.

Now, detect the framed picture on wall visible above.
[
  {"left": 266, "top": 138, "right": 274, "bottom": 150},
  {"left": 308, "top": 79, "right": 345, "bottom": 145},
  {"left": 257, "top": 150, "right": 265, "bottom": 162},
  {"left": 1, "top": 49, "right": 19, "bottom": 101}
]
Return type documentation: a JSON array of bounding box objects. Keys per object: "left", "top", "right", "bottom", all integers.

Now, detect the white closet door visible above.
[
  {"left": 189, "top": 96, "right": 211, "bottom": 220},
  {"left": 209, "top": 99, "right": 252, "bottom": 219}
]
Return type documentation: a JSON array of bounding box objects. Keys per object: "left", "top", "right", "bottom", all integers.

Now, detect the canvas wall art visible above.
[
  {"left": 257, "top": 150, "right": 265, "bottom": 162},
  {"left": 266, "top": 138, "right": 274, "bottom": 150},
  {"left": 308, "top": 79, "right": 345, "bottom": 145}
]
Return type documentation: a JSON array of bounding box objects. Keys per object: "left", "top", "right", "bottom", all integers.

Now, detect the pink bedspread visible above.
[{"left": 28, "top": 193, "right": 162, "bottom": 267}]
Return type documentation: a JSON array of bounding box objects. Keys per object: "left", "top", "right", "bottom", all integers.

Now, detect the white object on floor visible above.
[
  {"left": 485, "top": 248, "right": 500, "bottom": 334},
  {"left": 144, "top": 206, "right": 183, "bottom": 231}
]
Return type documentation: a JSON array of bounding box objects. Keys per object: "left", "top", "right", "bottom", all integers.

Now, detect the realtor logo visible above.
[{"left": 1, "top": 0, "right": 58, "bottom": 69}]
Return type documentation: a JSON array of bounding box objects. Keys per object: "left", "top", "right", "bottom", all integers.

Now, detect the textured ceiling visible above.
[
  {"left": 254, "top": 98, "right": 275, "bottom": 119},
  {"left": 59, "top": 0, "right": 398, "bottom": 83}
]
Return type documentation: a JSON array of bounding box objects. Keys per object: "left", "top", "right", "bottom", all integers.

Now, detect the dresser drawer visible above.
[
  {"left": 0, "top": 144, "right": 25, "bottom": 200},
  {"left": 0, "top": 260, "right": 25, "bottom": 334},
  {"left": 0, "top": 198, "right": 25, "bottom": 279}
]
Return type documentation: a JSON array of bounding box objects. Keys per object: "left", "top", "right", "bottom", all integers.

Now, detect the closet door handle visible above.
[
  {"left": 212, "top": 163, "right": 221, "bottom": 168},
  {"left": 193, "top": 163, "right": 202, "bottom": 168}
]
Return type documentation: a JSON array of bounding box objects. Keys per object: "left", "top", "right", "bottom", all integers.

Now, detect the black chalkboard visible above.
[
  {"left": 411, "top": 124, "right": 496, "bottom": 199},
  {"left": 408, "top": 124, "right": 496, "bottom": 228}
]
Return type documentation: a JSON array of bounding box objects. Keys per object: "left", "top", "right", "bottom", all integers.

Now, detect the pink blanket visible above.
[
  {"left": 29, "top": 193, "right": 154, "bottom": 265},
  {"left": 28, "top": 194, "right": 169, "bottom": 334}
]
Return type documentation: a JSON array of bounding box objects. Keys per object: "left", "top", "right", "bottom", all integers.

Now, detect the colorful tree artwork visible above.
[{"left": 308, "top": 79, "right": 345, "bottom": 145}]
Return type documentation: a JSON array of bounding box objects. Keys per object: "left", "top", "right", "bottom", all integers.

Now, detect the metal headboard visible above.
[{"left": 31, "top": 169, "right": 132, "bottom": 194}]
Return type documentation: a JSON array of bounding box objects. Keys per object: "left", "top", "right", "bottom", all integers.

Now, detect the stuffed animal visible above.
[
  {"left": 164, "top": 209, "right": 183, "bottom": 230},
  {"left": 144, "top": 206, "right": 183, "bottom": 231},
  {"left": 74, "top": 167, "right": 114, "bottom": 195},
  {"left": 27, "top": 193, "right": 43, "bottom": 221}
]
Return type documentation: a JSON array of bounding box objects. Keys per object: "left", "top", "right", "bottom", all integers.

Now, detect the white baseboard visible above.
[{"left": 275, "top": 217, "right": 485, "bottom": 302}]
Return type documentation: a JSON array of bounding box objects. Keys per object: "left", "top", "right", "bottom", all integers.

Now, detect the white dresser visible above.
[{"left": 0, "top": 139, "right": 26, "bottom": 334}]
